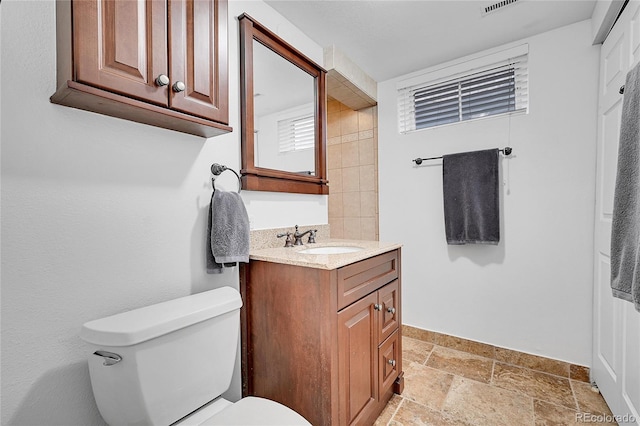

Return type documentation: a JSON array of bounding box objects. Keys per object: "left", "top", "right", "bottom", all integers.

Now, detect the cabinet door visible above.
[
  {"left": 169, "top": 0, "right": 229, "bottom": 123},
  {"left": 338, "top": 292, "right": 378, "bottom": 426},
  {"left": 378, "top": 280, "right": 399, "bottom": 343},
  {"left": 379, "top": 331, "right": 400, "bottom": 397},
  {"left": 73, "top": 0, "right": 169, "bottom": 106}
]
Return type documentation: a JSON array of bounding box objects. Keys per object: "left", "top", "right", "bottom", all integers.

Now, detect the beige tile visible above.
[
  {"left": 569, "top": 365, "right": 590, "bottom": 383},
  {"left": 343, "top": 217, "right": 362, "bottom": 239},
  {"left": 329, "top": 217, "right": 344, "bottom": 238},
  {"left": 434, "top": 333, "right": 495, "bottom": 359},
  {"left": 327, "top": 168, "right": 342, "bottom": 193},
  {"left": 327, "top": 112, "right": 340, "bottom": 138},
  {"left": 390, "top": 399, "right": 466, "bottom": 426},
  {"left": 327, "top": 145, "right": 341, "bottom": 170},
  {"left": 358, "top": 107, "right": 374, "bottom": 131},
  {"left": 374, "top": 394, "right": 402, "bottom": 426},
  {"left": 328, "top": 136, "right": 341, "bottom": 146},
  {"left": 359, "top": 138, "right": 375, "bottom": 165},
  {"left": 403, "top": 362, "right": 454, "bottom": 411},
  {"left": 343, "top": 192, "right": 361, "bottom": 217},
  {"left": 403, "top": 325, "right": 437, "bottom": 343},
  {"left": 341, "top": 132, "right": 358, "bottom": 143},
  {"left": 572, "top": 381, "right": 614, "bottom": 417},
  {"left": 327, "top": 98, "right": 341, "bottom": 114},
  {"left": 534, "top": 400, "right": 580, "bottom": 426},
  {"left": 328, "top": 193, "right": 343, "bottom": 218},
  {"left": 361, "top": 191, "right": 377, "bottom": 217},
  {"left": 443, "top": 376, "right": 534, "bottom": 426},
  {"left": 340, "top": 109, "right": 359, "bottom": 135},
  {"left": 361, "top": 217, "right": 377, "bottom": 240},
  {"left": 492, "top": 363, "right": 576, "bottom": 409},
  {"left": 359, "top": 129, "right": 374, "bottom": 140},
  {"left": 360, "top": 164, "right": 376, "bottom": 191},
  {"left": 341, "top": 141, "right": 360, "bottom": 168},
  {"left": 426, "top": 346, "right": 494, "bottom": 384},
  {"left": 495, "top": 347, "right": 569, "bottom": 378},
  {"left": 342, "top": 166, "right": 360, "bottom": 192},
  {"left": 402, "top": 336, "right": 434, "bottom": 365}
]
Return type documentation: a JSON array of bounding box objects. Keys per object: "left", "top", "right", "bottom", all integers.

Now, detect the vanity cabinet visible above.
[
  {"left": 240, "top": 249, "right": 403, "bottom": 426},
  {"left": 51, "top": 0, "right": 230, "bottom": 138}
]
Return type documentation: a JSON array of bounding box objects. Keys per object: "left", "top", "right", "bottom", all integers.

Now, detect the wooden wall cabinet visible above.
[
  {"left": 51, "top": 0, "right": 230, "bottom": 138},
  {"left": 240, "top": 249, "right": 404, "bottom": 425}
]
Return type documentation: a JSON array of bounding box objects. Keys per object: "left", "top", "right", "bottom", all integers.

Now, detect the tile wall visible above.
[{"left": 327, "top": 98, "right": 379, "bottom": 240}]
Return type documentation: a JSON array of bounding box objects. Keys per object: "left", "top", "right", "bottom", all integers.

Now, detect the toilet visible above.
[{"left": 80, "top": 287, "right": 311, "bottom": 425}]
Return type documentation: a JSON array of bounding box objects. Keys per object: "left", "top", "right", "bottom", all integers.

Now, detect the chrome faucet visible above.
[{"left": 293, "top": 225, "right": 317, "bottom": 246}]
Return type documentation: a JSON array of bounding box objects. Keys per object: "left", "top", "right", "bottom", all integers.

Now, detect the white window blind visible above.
[
  {"left": 398, "top": 53, "right": 528, "bottom": 133},
  {"left": 278, "top": 114, "right": 315, "bottom": 153}
]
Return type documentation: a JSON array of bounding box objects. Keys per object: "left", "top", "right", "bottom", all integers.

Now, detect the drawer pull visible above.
[
  {"left": 374, "top": 304, "right": 382, "bottom": 311},
  {"left": 387, "top": 307, "right": 396, "bottom": 315},
  {"left": 388, "top": 359, "right": 396, "bottom": 367}
]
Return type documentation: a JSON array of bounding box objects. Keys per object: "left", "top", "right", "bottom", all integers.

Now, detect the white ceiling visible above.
[{"left": 264, "top": 0, "right": 597, "bottom": 82}]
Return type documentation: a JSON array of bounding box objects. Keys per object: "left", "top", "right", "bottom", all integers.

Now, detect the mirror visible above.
[{"left": 239, "top": 14, "right": 328, "bottom": 194}]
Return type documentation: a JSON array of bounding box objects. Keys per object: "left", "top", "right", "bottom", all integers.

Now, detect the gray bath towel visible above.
[
  {"left": 611, "top": 61, "right": 640, "bottom": 312},
  {"left": 206, "top": 190, "right": 250, "bottom": 274},
  {"left": 443, "top": 149, "right": 500, "bottom": 245}
]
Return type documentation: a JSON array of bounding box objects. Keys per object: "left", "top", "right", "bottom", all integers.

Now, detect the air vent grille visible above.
[{"left": 482, "top": 0, "right": 519, "bottom": 15}]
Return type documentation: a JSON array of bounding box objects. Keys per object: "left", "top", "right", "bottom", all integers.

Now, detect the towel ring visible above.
[{"left": 211, "top": 163, "right": 242, "bottom": 193}]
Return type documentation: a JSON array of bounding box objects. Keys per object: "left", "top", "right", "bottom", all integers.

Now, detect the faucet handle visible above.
[
  {"left": 308, "top": 229, "right": 317, "bottom": 244},
  {"left": 277, "top": 232, "right": 294, "bottom": 247}
]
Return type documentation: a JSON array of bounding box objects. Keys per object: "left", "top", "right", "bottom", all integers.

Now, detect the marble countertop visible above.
[{"left": 249, "top": 239, "right": 402, "bottom": 270}]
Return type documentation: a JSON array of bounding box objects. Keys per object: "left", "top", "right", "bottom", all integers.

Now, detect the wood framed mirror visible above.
[{"left": 239, "top": 14, "right": 328, "bottom": 195}]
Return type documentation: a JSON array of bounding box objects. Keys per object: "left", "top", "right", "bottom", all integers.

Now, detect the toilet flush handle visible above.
[{"left": 93, "top": 350, "right": 122, "bottom": 366}]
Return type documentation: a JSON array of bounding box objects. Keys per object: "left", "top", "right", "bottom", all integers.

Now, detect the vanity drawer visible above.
[{"left": 337, "top": 250, "right": 399, "bottom": 310}]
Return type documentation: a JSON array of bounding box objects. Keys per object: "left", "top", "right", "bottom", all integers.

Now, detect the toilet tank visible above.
[{"left": 80, "top": 287, "right": 243, "bottom": 426}]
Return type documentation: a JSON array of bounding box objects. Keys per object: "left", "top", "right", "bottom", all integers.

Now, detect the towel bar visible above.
[
  {"left": 412, "top": 147, "right": 513, "bottom": 165},
  {"left": 211, "top": 163, "right": 242, "bottom": 193}
]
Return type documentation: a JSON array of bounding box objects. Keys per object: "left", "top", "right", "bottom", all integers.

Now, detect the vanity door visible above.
[{"left": 338, "top": 292, "right": 378, "bottom": 426}]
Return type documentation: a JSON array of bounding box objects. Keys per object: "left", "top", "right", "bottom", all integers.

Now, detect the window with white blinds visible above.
[
  {"left": 398, "top": 53, "right": 528, "bottom": 133},
  {"left": 278, "top": 114, "right": 315, "bottom": 153}
]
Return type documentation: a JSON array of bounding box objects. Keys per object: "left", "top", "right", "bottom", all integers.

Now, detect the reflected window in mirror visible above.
[{"left": 239, "top": 14, "right": 328, "bottom": 194}]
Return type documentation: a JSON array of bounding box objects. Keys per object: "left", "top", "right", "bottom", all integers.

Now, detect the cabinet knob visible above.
[
  {"left": 387, "top": 307, "right": 396, "bottom": 315},
  {"left": 388, "top": 359, "right": 396, "bottom": 367},
  {"left": 155, "top": 74, "right": 170, "bottom": 87},
  {"left": 172, "top": 81, "right": 186, "bottom": 92},
  {"left": 373, "top": 304, "right": 382, "bottom": 311}
]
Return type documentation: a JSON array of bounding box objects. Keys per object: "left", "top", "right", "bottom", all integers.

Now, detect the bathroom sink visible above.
[{"left": 298, "top": 246, "right": 364, "bottom": 255}]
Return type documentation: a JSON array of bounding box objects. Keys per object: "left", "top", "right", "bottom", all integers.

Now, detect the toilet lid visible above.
[{"left": 200, "top": 397, "right": 311, "bottom": 426}]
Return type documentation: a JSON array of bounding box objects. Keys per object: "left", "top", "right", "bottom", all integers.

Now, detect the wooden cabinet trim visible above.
[
  {"left": 379, "top": 330, "right": 400, "bottom": 396},
  {"left": 338, "top": 292, "right": 378, "bottom": 426},
  {"left": 337, "top": 250, "right": 398, "bottom": 310},
  {"left": 378, "top": 279, "right": 399, "bottom": 343},
  {"left": 51, "top": 80, "right": 232, "bottom": 138}
]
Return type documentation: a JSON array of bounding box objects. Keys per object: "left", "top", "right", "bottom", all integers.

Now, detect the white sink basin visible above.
[{"left": 298, "top": 246, "right": 364, "bottom": 255}]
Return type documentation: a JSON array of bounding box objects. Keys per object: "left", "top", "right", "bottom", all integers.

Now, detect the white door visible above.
[{"left": 593, "top": 2, "right": 640, "bottom": 424}]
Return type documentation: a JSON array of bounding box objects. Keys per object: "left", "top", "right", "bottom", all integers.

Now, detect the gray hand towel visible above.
[
  {"left": 611, "top": 61, "right": 640, "bottom": 312},
  {"left": 443, "top": 148, "right": 500, "bottom": 245},
  {"left": 206, "top": 190, "right": 250, "bottom": 274}
]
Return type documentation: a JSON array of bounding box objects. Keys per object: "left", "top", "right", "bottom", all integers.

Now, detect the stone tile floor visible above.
[{"left": 375, "top": 336, "right": 616, "bottom": 425}]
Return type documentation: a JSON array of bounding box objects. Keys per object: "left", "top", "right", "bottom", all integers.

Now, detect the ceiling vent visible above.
[{"left": 482, "top": 0, "right": 520, "bottom": 16}]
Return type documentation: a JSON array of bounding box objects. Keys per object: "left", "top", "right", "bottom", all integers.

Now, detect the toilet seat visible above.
[{"left": 180, "top": 397, "right": 311, "bottom": 426}]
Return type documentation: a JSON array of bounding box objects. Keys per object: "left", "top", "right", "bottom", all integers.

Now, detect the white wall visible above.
[
  {"left": 378, "top": 20, "right": 599, "bottom": 366},
  {"left": 0, "top": 1, "right": 326, "bottom": 424}
]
